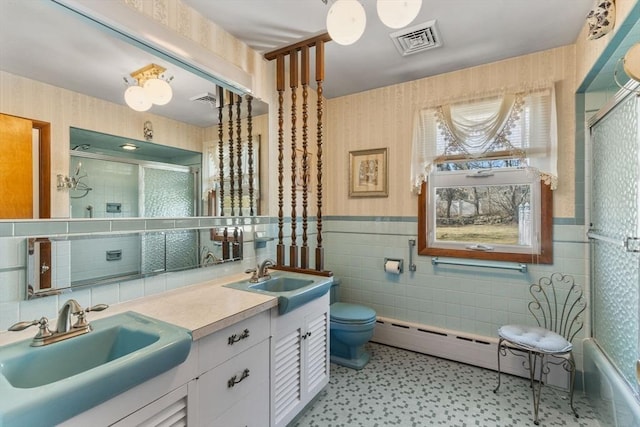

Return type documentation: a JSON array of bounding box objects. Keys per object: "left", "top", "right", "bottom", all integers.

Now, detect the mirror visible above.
[
  {"left": 0, "top": 1, "right": 270, "bottom": 301},
  {"left": 26, "top": 227, "right": 244, "bottom": 299},
  {"left": 0, "top": 0, "right": 268, "bottom": 220}
]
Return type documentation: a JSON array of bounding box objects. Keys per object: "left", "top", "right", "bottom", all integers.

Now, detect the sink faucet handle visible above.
[
  {"left": 86, "top": 304, "right": 109, "bottom": 313},
  {"left": 73, "top": 303, "right": 109, "bottom": 328},
  {"left": 9, "top": 317, "right": 53, "bottom": 339}
]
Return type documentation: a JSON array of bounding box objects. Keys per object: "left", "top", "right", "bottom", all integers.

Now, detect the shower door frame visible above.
[{"left": 587, "top": 80, "right": 640, "bottom": 396}]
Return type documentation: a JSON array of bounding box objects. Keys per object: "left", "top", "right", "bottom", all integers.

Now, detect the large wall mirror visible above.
[
  {"left": 0, "top": 0, "right": 268, "bottom": 221},
  {"left": 0, "top": 1, "right": 269, "bottom": 300}
]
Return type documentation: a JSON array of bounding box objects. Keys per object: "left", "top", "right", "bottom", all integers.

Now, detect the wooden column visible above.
[
  {"left": 300, "top": 45, "right": 310, "bottom": 269},
  {"left": 276, "top": 54, "right": 286, "bottom": 266},
  {"left": 217, "top": 86, "right": 225, "bottom": 216},
  {"left": 246, "top": 95, "right": 255, "bottom": 216},
  {"left": 289, "top": 49, "right": 299, "bottom": 268},
  {"left": 227, "top": 91, "right": 235, "bottom": 216},
  {"left": 315, "top": 41, "right": 325, "bottom": 271},
  {"left": 236, "top": 95, "right": 243, "bottom": 216}
]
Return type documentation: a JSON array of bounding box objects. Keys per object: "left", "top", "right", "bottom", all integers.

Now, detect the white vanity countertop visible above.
[{"left": 0, "top": 273, "right": 278, "bottom": 345}]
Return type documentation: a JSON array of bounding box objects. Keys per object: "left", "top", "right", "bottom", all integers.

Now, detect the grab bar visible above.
[{"left": 431, "top": 257, "right": 527, "bottom": 273}]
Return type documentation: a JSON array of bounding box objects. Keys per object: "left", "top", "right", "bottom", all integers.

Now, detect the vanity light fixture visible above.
[
  {"left": 124, "top": 64, "right": 173, "bottom": 112},
  {"left": 324, "top": 0, "right": 422, "bottom": 45},
  {"left": 120, "top": 143, "right": 139, "bottom": 151}
]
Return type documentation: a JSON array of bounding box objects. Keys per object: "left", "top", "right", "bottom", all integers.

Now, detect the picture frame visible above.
[{"left": 348, "top": 148, "right": 388, "bottom": 198}]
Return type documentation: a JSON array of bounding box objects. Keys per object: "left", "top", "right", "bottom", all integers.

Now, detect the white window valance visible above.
[{"left": 411, "top": 86, "right": 558, "bottom": 193}]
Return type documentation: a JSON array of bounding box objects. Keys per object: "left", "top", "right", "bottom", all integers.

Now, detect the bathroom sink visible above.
[
  {"left": 0, "top": 311, "right": 192, "bottom": 426},
  {"left": 249, "top": 277, "right": 314, "bottom": 292},
  {"left": 225, "top": 272, "right": 332, "bottom": 314}
]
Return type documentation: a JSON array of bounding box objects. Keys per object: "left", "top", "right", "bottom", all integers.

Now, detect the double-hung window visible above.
[{"left": 411, "top": 86, "right": 557, "bottom": 263}]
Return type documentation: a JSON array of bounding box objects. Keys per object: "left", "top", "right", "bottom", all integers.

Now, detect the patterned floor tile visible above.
[{"left": 290, "top": 343, "right": 600, "bottom": 427}]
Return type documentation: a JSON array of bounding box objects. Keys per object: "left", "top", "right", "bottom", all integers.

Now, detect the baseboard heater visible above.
[{"left": 371, "top": 316, "right": 569, "bottom": 389}]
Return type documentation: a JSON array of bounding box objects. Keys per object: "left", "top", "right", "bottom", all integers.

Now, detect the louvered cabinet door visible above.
[
  {"left": 271, "top": 293, "right": 330, "bottom": 427},
  {"left": 303, "top": 310, "right": 329, "bottom": 398},
  {"left": 273, "top": 327, "right": 303, "bottom": 426},
  {"left": 111, "top": 383, "right": 192, "bottom": 427}
]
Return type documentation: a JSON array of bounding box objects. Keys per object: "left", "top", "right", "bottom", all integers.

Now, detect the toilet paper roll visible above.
[{"left": 384, "top": 260, "right": 401, "bottom": 275}]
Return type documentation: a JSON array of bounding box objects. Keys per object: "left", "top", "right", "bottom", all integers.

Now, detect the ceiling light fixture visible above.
[
  {"left": 124, "top": 64, "right": 173, "bottom": 112},
  {"left": 324, "top": 0, "right": 422, "bottom": 46},
  {"left": 614, "top": 42, "right": 640, "bottom": 93},
  {"left": 120, "top": 143, "right": 139, "bottom": 151}
]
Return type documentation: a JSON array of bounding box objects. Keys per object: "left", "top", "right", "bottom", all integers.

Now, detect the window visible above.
[
  {"left": 418, "top": 169, "right": 553, "bottom": 264},
  {"left": 412, "top": 87, "right": 557, "bottom": 264}
]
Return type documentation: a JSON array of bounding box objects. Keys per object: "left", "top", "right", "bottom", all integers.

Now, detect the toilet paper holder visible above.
[{"left": 384, "top": 258, "right": 403, "bottom": 274}]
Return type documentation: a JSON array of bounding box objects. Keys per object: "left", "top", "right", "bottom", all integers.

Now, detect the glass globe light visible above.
[
  {"left": 376, "top": 0, "right": 422, "bottom": 29},
  {"left": 143, "top": 78, "right": 173, "bottom": 105},
  {"left": 326, "top": 0, "right": 366, "bottom": 46},
  {"left": 124, "top": 85, "right": 152, "bottom": 112}
]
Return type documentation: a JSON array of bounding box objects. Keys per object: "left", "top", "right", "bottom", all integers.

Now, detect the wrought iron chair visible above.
[{"left": 493, "top": 273, "right": 586, "bottom": 425}]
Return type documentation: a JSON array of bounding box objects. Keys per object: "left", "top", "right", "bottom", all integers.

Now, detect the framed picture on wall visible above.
[{"left": 348, "top": 148, "right": 388, "bottom": 198}]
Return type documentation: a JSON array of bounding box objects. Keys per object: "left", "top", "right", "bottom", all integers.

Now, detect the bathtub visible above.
[{"left": 583, "top": 339, "right": 640, "bottom": 427}]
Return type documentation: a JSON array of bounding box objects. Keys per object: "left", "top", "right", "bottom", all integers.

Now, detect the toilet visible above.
[{"left": 329, "top": 280, "right": 377, "bottom": 370}]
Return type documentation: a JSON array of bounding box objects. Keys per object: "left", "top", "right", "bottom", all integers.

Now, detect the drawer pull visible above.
[
  {"left": 228, "top": 328, "right": 250, "bottom": 345},
  {"left": 227, "top": 368, "right": 250, "bottom": 388}
]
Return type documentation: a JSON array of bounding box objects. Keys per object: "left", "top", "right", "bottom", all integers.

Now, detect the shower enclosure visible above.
[
  {"left": 68, "top": 153, "right": 200, "bottom": 281},
  {"left": 587, "top": 83, "right": 640, "bottom": 425}
]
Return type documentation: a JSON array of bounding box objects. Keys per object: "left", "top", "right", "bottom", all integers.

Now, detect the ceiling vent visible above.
[
  {"left": 390, "top": 19, "right": 442, "bottom": 57},
  {"left": 190, "top": 92, "right": 218, "bottom": 108}
]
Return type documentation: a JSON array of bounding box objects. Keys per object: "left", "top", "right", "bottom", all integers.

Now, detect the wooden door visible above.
[{"left": 0, "top": 113, "right": 33, "bottom": 218}]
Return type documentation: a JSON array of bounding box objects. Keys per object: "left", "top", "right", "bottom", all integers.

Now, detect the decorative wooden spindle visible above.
[
  {"left": 300, "top": 45, "right": 310, "bottom": 269},
  {"left": 315, "top": 40, "right": 325, "bottom": 271},
  {"left": 264, "top": 33, "right": 331, "bottom": 273},
  {"left": 227, "top": 91, "right": 235, "bottom": 216},
  {"left": 222, "top": 227, "right": 230, "bottom": 260},
  {"left": 246, "top": 95, "right": 254, "bottom": 216},
  {"left": 276, "top": 54, "right": 285, "bottom": 266},
  {"left": 217, "top": 86, "right": 225, "bottom": 216},
  {"left": 236, "top": 95, "right": 243, "bottom": 216},
  {"left": 289, "top": 49, "right": 299, "bottom": 268}
]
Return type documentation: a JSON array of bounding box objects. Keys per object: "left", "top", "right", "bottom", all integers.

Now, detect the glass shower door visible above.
[
  {"left": 589, "top": 91, "right": 640, "bottom": 396},
  {"left": 141, "top": 165, "right": 198, "bottom": 273}
]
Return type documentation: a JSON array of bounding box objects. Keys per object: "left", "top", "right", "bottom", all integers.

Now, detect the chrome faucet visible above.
[
  {"left": 246, "top": 258, "right": 276, "bottom": 283},
  {"left": 56, "top": 298, "right": 83, "bottom": 334},
  {"left": 258, "top": 259, "right": 275, "bottom": 279},
  {"left": 9, "top": 298, "right": 108, "bottom": 347}
]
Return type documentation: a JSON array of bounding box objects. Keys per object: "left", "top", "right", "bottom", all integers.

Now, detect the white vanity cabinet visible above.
[
  {"left": 59, "top": 350, "right": 198, "bottom": 426},
  {"left": 194, "top": 310, "right": 271, "bottom": 426},
  {"left": 271, "top": 293, "right": 330, "bottom": 427},
  {"left": 59, "top": 310, "right": 272, "bottom": 427}
]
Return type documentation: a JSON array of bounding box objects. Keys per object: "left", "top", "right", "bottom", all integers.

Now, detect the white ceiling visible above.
[{"left": 184, "top": 0, "right": 595, "bottom": 99}]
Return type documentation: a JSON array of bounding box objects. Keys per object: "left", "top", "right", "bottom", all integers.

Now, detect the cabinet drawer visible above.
[
  {"left": 213, "top": 384, "right": 270, "bottom": 427},
  {"left": 198, "top": 310, "right": 270, "bottom": 372},
  {"left": 197, "top": 339, "right": 269, "bottom": 424}
]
